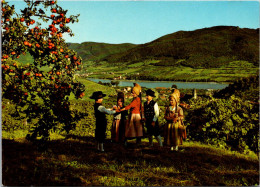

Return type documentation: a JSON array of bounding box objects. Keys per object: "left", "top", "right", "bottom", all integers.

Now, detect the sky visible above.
[{"left": 10, "top": 0, "right": 260, "bottom": 44}]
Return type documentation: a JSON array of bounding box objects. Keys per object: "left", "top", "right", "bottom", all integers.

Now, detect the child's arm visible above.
[
  {"left": 98, "top": 105, "right": 116, "bottom": 115},
  {"left": 123, "top": 97, "right": 139, "bottom": 111}
]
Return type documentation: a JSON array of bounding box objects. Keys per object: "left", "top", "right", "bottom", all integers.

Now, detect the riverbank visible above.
[
  {"left": 86, "top": 75, "right": 233, "bottom": 83},
  {"left": 86, "top": 78, "right": 229, "bottom": 90},
  {"left": 83, "top": 74, "right": 234, "bottom": 84}
]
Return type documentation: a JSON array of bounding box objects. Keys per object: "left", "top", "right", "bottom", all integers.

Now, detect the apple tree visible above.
[{"left": 2, "top": 0, "right": 86, "bottom": 141}]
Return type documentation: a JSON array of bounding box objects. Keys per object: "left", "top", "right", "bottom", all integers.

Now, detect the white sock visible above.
[
  {"left": 171, "top": 146, "right": 174, "bottom": 151},
  {"left": 175, "top": 146, "right": 178, "bottom": 151},
  {"left": 156, "top": 136, "right": 163, "bottom": 147},
  {"left": 100, "top": 143, "right": 104, "bottom": 152}
]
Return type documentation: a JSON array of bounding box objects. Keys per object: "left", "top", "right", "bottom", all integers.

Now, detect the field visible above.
[{"left": 82, "top": 60, "right": 259, "bottom": 82}]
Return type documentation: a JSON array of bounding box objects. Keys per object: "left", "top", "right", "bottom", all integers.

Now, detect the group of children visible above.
[{"left": 89, "top": 83, "right": 186, "bottom": 152}]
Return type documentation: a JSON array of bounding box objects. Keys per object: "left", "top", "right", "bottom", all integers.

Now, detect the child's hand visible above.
[
  {"left": 151, "top": 121, "right": 155, "bottom": 126},
  {"left": 113, "top": 105, "right": 117, "bottom": 110}
]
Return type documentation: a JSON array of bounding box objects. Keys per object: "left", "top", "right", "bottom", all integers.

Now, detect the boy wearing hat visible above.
[
  {"left": 143, "top": 89, "right": 163, "bottom": 147},
  {"left": 90, "top": 91, "right": 119, "bottom": 152}
]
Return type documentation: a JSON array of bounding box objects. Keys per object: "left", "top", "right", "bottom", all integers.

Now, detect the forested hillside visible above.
[
  {"left": 102, "top": 26, "right": 259, "bottom": 68},
  {"left": 67, "top": 42, "right": 137, "bottom": 61}
]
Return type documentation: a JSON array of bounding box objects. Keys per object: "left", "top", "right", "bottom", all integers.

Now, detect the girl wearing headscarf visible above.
[
  {"left": 164, "top": 89, "right": 186, "bottom": 151},
  {"left": 120, "top": 83, "right": 143, "bottom": 146}
]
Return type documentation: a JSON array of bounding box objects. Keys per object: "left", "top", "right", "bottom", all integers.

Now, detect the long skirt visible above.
[
  {"left": 125, "top": 113, "right": 143, "bottom": 138},
  {"left": 164, "top": 122, "right": 184, "bottom": 146},
  {"left": 111, "top": 119, "right": 125, "bottom": 142}
]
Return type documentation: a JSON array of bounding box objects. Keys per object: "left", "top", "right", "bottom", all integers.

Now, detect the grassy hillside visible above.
[{"left": 72, "top": 77, "right": 117, "bottom": 101}]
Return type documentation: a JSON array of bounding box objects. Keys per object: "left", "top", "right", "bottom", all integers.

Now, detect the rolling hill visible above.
[
  {"left": 102, "top": 26, "right": 259, "bottom": 68},
  {"left": 17, "top": 42, "right": 137, "bottom": 64}
]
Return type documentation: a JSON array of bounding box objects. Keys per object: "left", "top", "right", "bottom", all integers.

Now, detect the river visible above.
[{"left": 87, "top": 78, "right": 229, "bottom": 90}]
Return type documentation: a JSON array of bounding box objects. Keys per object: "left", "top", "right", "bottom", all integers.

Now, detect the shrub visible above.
[{"left": 186, "top": 96, "right": 259, "bottom": 153}]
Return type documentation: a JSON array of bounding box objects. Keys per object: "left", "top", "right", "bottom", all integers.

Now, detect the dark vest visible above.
[
  {"left": 144, "top": 100, "right": 156, "bottom": 121},
  {"left": 94, "top": 103, "right": 107, "bottom": 125}
]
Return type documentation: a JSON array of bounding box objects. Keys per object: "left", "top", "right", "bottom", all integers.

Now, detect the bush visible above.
[{"left": 186, "top": 96, "right": 259, "bottom": 153}]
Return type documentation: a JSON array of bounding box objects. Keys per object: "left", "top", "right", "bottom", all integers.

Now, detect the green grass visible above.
[
  {"left": 72, "top": 77, "right": 117, "bottom": 101},
  {"left": 2, "top": 136, "right": 259, "bottom": 186}
]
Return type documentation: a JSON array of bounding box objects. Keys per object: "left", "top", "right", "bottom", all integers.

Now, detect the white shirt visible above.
[
  {"left": 98, "top": 106, "right": 116, "bottom": 115},
  {"left": 153, "top": 102, "right": 160, "bottom": 122}
]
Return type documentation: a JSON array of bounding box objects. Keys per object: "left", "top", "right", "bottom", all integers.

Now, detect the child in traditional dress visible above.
[
  {"left": 111, "top": 92, "right": 128, "bottom": 143},
  {"left": 90, "top": 91, "right": 119, "bottom": 152},
  {"left": 120, "top": 83, "right": 143, "bottom": 146},
  {"left": 143, "top": 89, "right": 162, "bottom": 147},
  {"left": 164, "top": 90, "right": 186, "bottom": 151}
]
